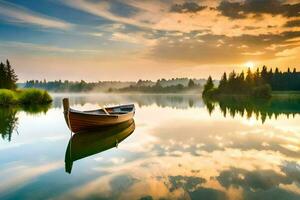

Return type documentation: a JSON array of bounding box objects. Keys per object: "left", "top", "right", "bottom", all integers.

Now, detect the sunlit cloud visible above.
[
  {"left": 61, "top": 0, "right": 300, "bottom": 35},
  {"left": 110, "top": 32, "right": 157, "bottom": 46},
  {"left": 242, "top": 51, "right": 265, "bottom": 56}
]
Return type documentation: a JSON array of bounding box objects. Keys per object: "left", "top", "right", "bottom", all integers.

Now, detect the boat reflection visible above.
[{"left": 65, "top": 119, "right": 135, "bottom": 174}]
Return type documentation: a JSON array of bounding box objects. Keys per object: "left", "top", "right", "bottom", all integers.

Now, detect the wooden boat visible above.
[
  {"left": 62, "top": 98, "right": 135, "bottom": 133},
  {"left": 65, "top": 119, "right": 135, "bottom": 173}
]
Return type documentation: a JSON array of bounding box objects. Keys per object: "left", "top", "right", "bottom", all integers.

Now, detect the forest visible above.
[
  {"left": 23, "top": 80, "right": 134, "bottom": 92},
  {"left": 203, "top": 66, "right": 300, "bottom": 99},
  {"left": 24, "top": 78, "right": 204, "bottom": 93},
  {"left": 114, "top": 79, "right": 200, "bottom": 93}
]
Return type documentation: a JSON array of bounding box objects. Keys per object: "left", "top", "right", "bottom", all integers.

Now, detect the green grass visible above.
[
  {"left": 0, "top": 88, "right": 52, "bottom": 106},
  {"left": 0, "top": 89, "right": 18, "bottom": 105}
]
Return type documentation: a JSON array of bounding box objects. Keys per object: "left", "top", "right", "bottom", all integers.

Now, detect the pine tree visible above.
[
  {"left": 227, "top": 70, "right": 236, "bottom": 91},
  {"left": 203, "top": 76, "right": 214, "bottom": 94},
  {"left": 246, "top": 68, "right": 254, "bottom": 87},
  {"left": 5, "top": 60, "right": 18, "bottom": 89},
  {"left": 0, "top": 62, "right": 5, "bottom": 88},
  {"left": 239, "top": 71, "right": 245, "bottom": 81},
  {"left": 0, "top": 60, "right": 18, "bottom": 89},
  {"left": 253, "top": 68, "right": 260, "bottom": 85},
  {"left": 219, "top": 72, "right": 227, "bottom": 90},
  {"left": 188, "top": 79, "right": 195, "bottom": 88},
  {"left": 261, "top": 65, "right": 268, "bottom": 83}
]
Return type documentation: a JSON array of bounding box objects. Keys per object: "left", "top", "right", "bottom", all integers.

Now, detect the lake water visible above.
[{"left": 1, "top": 93, "right": 300, "bottom": 200}]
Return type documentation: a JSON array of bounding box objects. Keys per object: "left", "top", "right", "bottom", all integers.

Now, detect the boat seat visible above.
[
  {"left": 103, "top": 108, "right": 110, "bottom": 115},
  {"left": 114, "top": 108, "right": 122, "bottom": 112},
  {"left": 84, "top": 109, "right": 109, "bottom": 115}
]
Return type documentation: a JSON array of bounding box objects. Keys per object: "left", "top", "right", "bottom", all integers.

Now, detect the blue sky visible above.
[{"left": 1, "top": 0, "right": 300, "bottom": 81}]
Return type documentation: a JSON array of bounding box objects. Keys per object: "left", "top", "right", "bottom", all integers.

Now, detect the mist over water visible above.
[{"left": 0, "top": 93, "right": 300, "bottom": 200}]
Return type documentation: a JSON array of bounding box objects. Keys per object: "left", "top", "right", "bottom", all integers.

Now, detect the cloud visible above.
[
  {"left": 217, "top": 1, "right": 246, "bottom": 19},
  {"left": 170, "top": 2, "right": 207, "bottom": 13},
  {"left": 167, "top": 175, "right": 206, "bottom": 192},
  {"left": 60, "top": 0, "right": 299, "bottom": 37},
  {"left": 242, "top": 51, "right": 265, "bottom": 56},
  {"left": 190, "top": 188, "right": 229, "bottom": 200},
  {"left": 281, "top": 161, "right": 300, "bottom": 183},
  {"left": 284, "top": 19, "right": 300, "bottom": 27},
  {"left": 217, "top": 0, "right": 300, "bottom": 19},
  {"left": 0, "top": 0, "right": 72, "bottom": 30},
  {"left": 110, "top": 32, "right": 157, "bottom": 46},
  {"left": 0, "top": 41, "right": 102, "bottom": 54},
  {"left": 275, "top": 46, "right": 300, "bottom": 57},
  {"left": 0, "top": 161, "right": 62, "bottom": 194},
  {"left": 216, "top": 168, "right": 289, "bottom": 190},
  {"left": 62, "top": 0, "right": 153, "bottom": 29},
  {"left": 96, "top": 23, "right": 126, "bottom": 33},
  {"left": 2, "top": 0, "right": 300, "bottom": 79},
  {"left": 148, "top": 30, "right": 300, "bottom": 65},
  {"left": 215, "top": 163, "right": 300, "bottom": 199}
]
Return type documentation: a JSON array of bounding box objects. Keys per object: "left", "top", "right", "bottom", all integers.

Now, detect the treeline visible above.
[
  {"left": 114, "top": 79, "right": 201, "bottom": 93},
  {"left": 24, "top": 80, "right": 134, "bottom": 92},
  {"left": 132, "top": 78, "right": 208, "bottom": 87},
  {"left": 24, "top": 78, "right": 203, "bottom": 93},
  {"left": 203, "top": 66, "right": 300, "bottom": 99},
  {"left": 0, "top": 60, "right": 18, "bottom": 89},
  {"left": 25, "top": 80, "right": 94, "bottom": 92},
  {"left": 263, "top": 67, "right": 300, "bottom": 91},
  {"left": 203, "top": 66, "right": 300, "bottom": 97},
  {"left": 203, "top": 67, "right": 271, "bottom": 98},
  {"left": 154, "top": 78, "right": 207, "bottom": 87}
]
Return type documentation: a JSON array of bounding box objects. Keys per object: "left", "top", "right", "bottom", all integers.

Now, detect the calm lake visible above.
[{"left": 1, "top": 93, "right": 300, "bottom": 200}]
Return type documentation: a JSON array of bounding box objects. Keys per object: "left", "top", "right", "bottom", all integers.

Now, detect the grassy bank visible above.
[{"left": 0, "top": 89, "right": 52, "bottom": 106}]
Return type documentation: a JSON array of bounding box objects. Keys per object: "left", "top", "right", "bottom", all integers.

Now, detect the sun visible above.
[{"left": 245, "top": 61, "right": 255, "bottom": 69}]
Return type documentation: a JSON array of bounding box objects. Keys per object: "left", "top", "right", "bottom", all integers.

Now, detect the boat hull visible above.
[
  {"left": 68, "top": 110, "right": 134, "bottom": 133},
  {"left": 63, "top": 98, "right": 135, "bottom": 133}
]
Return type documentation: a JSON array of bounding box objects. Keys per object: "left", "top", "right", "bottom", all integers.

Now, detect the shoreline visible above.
[{"left": 0, "top": 89, "right": 52, "bottom": 106}]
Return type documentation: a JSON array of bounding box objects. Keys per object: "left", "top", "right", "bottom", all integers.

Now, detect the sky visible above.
[{"left": 1, "top": 0, "right": 300, "bottom": 81}]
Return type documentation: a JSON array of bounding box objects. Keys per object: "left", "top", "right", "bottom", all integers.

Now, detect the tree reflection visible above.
[
  {"left": 0, "top": 107, "right": 18, "bottom": 141},
  {"left": 204, "top": 96, "right": 300, "bottom": 123},
  {"left": 51, "top": 94, "right": 204, "bottom": 110},
  {"left": 203, "top": 98, "right": 215, "bottom": 115},
  {"left": 0, "top": 104, "right": 51, "bottom": 141}
]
